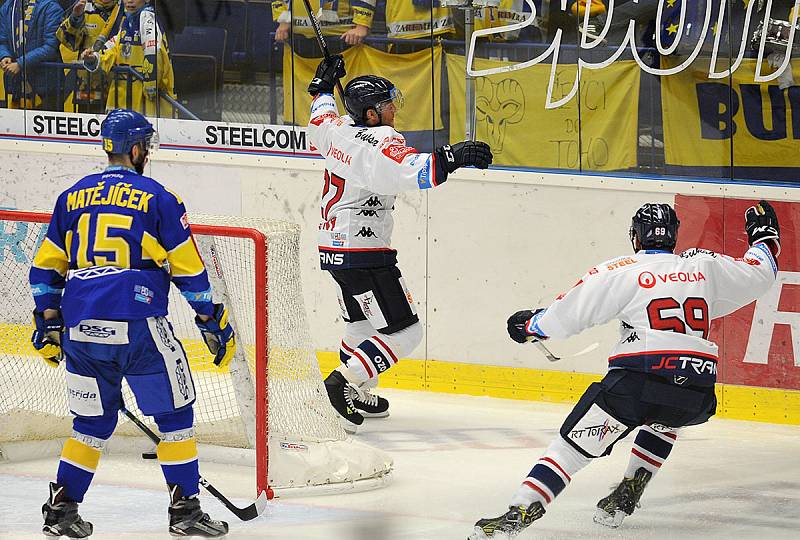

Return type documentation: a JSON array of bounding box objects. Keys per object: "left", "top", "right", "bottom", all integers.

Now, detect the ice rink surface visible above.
[{"left": 2, "top": 388, "right": 799, "bottom": 540}]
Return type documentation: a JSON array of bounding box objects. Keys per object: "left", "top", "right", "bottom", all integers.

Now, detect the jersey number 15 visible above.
[{"left": 72, "top": 212, "right": 134, "bottom": 268}]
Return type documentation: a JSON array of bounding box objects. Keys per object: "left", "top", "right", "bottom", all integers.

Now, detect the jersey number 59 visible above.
[{"left": 646, "top": 297, "right": 709, "bottom": 339}]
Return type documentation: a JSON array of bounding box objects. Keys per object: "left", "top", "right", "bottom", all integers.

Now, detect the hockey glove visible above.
[
  {"left": 308, "top": 55, "right": 345, "bottom": 96},
  {"left": 745, "top": 200, "right": 781, "bottom": 257},
  {"left": 31, "top": 310, "right": 64, "bottom": 367},
  {"left": 195, "top": 304, "right": 237, "bottom": 369},
  {"left": 435, "top": 141, "right": 493, "bottom": 175},
  {"left": 507, "top": 309, "right": 548, "bottom": 344}
]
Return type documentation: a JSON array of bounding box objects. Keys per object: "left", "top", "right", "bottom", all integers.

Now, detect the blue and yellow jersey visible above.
[{"left": 29, "top": 166, "right": 215, "bottom": 327}]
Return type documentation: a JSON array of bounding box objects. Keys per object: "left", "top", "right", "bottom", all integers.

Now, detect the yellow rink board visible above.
[
  {"left": 317, "top": 353, "right": 800, "bottom": 426},
  {"left": 4, "top": 321, "right": 797, "bottom": 426}
]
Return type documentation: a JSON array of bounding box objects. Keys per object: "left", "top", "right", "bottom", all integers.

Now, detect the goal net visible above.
[{"left": 0, "top": 210, "right": 392, "bottom": 497}]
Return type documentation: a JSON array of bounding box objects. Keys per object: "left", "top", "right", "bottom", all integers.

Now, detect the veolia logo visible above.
[{"left": 638, "top": 271, "right": 656, "bottom": 289}]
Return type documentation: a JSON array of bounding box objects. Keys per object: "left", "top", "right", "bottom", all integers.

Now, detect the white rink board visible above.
[{"left": 2, "top": 140, "right": 799, "bottom": 374}]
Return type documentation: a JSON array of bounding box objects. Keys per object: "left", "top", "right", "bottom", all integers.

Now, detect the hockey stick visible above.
[
  {"left": 120, "top": 406, "right": 268, "bottom": 521},
  {"left": 528, "top": 338, "right": 600, "bottom": 362},
  {"left": 300, "top": 0, "right": 346, "bottom": 97}
]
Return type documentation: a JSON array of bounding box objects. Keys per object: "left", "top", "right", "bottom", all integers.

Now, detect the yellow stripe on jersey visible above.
[
  {"left": 32, "top": 237, "right": 69, "bottom": 276},
  {"left": 141, "top": 231, "right": 168, "bottom": 266},
  {"left": 163, "top": 186, "right": 183, "bottom": 204},
  {"left": 157, "top": 438, "right": 198, "bottom": 465},
  {"left": 61, "top": 438, "right": 102, "bottom": 472},
  {"left": 167, "top": 238, "right": 205, "bottom": 277}
]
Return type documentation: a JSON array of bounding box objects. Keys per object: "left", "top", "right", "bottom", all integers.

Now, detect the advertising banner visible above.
[
  {"left": 662, "top": 60, "right": 800, "bottom": 168},
  {"left": 283, "top": 44, "right": 443, "bottom": 133},
  {"left": 447, "top": 55, "right": 640, "bottom": 170}
]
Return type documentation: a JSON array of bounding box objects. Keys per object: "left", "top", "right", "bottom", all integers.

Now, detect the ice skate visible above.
[
  {"left": 593, "top": 467, "right": 652, "bottom": 528},
  {"left": 468, "top": 502, "right": 545, "bottom": 539},
  {"left": 168, "top": 484, "right": 229, "bottom": 538},
  {"left": 324, "top": 370, "right": 364, "bottom": 433},
  {"left": 347, "top": 383, "right": 389, "bottom": 418},
  {"left": 42, "top": 482, "right": 93, "bottom": 539}
]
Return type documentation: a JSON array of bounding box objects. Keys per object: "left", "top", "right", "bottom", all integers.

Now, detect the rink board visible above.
[{"left": 2, "top": 137, "right": 799, "bottom": 427}]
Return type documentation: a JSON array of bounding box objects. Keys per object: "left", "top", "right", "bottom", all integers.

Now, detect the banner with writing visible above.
[
  {"left": 284, "top": 45, "right": 443, "bottom": 133},
  {"left": 662, "top": 60, "right": 800, "bottom": 168},
  {"left": 447, "top": 54, "right": 640, "bottom": 170}
]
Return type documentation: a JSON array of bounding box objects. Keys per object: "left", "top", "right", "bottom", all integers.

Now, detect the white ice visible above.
[{"left": 2, "top": 389, "right": 799, "bottom": 539}]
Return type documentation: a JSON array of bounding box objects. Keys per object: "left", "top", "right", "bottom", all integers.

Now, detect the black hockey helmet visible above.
[
  {"left": 630, "top": 203, "right": 680, "bottom": 252},
  {"left": 343, "top": 75, "right": 404, "bottom": 125}
]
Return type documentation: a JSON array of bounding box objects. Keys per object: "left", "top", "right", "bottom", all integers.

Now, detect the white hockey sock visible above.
[
  {"left": 624, "top": 425, "right": 678, "bottom": 478},
  {"left": 341, "top": 323, "right": 423, "bottom": 384},
  {"left": 510, "top": 436, "right": 591, "bottom": 508},
  {"left": 339, "top": 321, "right": 374, "bottom": 364}
]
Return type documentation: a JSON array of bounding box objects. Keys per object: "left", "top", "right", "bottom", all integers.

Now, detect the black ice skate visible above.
[
  {"left": 168, "top": 484, "right": 229, "bottom": 538},
  {"left": 593, "top": 467, "right": 653, "bottom": 528},
  {"left": 347, "top": 383, "right": 389, "bottom": 418},
  {"left": 42, "top": 482, "right": 93, "bottom": 539},
  {"left": 324, "top": 370, "right": 364, "bottom": 433},
  {"left": 468, "top": 502, "right": 545, "bottom": 539}
]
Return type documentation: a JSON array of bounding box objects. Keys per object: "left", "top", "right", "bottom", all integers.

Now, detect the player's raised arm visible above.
[{"left": 703, "top": 200, "right": 780, "bottom": 319}]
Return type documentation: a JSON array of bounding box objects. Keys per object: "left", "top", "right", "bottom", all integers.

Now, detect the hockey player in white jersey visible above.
[
  {"left": 469, "top": 200, "right": 781, "bottom": 539},
  {"left": 306, "top": 55, "right": 492, "bottom": 431}
]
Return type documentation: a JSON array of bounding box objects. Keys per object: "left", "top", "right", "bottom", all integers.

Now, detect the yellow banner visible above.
[
  {"left": 284, "top": 45, "right": 443, "bottom": 133},
  {"left": 662, "top": 60, "right": 800, "bottom": 168},
  {"left": 446, "top": 55, "right": 640, "bottom": 170}
]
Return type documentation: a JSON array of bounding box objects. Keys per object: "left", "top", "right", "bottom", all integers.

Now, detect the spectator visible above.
[
  {"left": 81, "top": 0, "right": 174, "bottom": 116},
  {"left": 272, "top": 0, "right": 373, "bottom": 45},
  {"left": 0, "top": 0, "right": 64, "bottom": 110},
  {"left": 474, "top": 0, "right": 541, "bottom": 42},
  {"left": 274, "top": 0, "right": 454, "bottom": 44},
  {"left": 57, "top": 0, "right": 124, "bottom": 112}
]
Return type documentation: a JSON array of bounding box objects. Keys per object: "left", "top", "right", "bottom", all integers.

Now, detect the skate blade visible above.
[
  {"left": 467, "top": 527, "right": 512, "bottom": 540},
  {"left": 340, "top": 418, "right": 360, "bottom": 434},
  {"left": 359, "top": 410, "right": 390, "bottom": 418},
  {"left": 593, "top": 508, "right": 625, "bottom": 528}
]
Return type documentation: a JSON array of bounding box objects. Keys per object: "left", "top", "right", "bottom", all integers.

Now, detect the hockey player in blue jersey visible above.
[{"left": 30, "top": 109, "right": 235, "bottom": 538}]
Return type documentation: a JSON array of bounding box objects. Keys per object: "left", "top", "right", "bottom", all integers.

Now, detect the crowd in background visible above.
[{"left": 0, "top": 1, "right": 797, "bottom": 180}]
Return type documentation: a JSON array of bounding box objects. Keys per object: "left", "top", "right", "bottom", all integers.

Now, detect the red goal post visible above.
[{"left": 0, "top": 209, "right": 392, "bottom": 498}]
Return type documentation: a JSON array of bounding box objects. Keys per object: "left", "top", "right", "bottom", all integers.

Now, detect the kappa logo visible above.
[
  {"left": 79, "top": 324, "right": 117, "bottom": 339},
  {"left": 357, "top": 209, "right": 379, "bottom": 217},
  {"left": 355, "top": 227, "right": 377, "bottom": 238},
  {"left": 362, "top": 196, "right": 383, "bottom": 208},
  {"left": 155, "top": 318, "right": 177, "bottom": 353},
  {"left": 623, "top": 331, "right": 640, "bottom": 344}
]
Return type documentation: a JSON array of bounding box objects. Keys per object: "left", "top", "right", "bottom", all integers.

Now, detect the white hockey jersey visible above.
[
  {"left": 530, "top": 244, "right": 778, "bottom": 385},
  {"left": 307, "top": 93, "right": 445, "bottom": 270}
]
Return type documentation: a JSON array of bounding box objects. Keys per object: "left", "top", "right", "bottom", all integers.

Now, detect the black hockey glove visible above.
[
  {"left": 195, "top": 304, "right": 237, "bottom": 369},
  {"left": 308, "top": 55, "right": 345, "bottom": 96},
  {"left": 435, "top": 141, "right": 493, "bottom": 175},
  {"left": 507, "top": 309, "right": 547, "bottom": 344},
  {"left": 745, "top": 200, "right": 781, "bottom": 257},
  {"left": 31, "top": 310, "right": 64, "bottom": 368}
]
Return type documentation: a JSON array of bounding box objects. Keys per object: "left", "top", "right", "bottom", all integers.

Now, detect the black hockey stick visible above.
[
  {"left": 300, "top": 0, "right": 346, "bottom": 97},
  {"left": 120, "top": 406, "right": 268, "bottom": 521},
  {"left": 527, "top": 337, "right": 600, "bottom": 362}
]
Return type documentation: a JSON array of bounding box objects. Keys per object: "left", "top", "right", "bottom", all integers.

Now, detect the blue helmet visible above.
[{"left": 100, "top": 109, "right": 156, "bottom": 155}]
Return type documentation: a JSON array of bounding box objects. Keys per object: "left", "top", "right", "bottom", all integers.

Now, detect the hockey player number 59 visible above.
[
  {"left": 74, "top": 212, "right": 134, "bottom": 268},
  {"left": 646, "top": 297, "right": 709, "bottom": 339}
]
